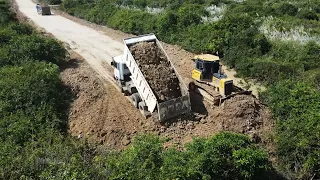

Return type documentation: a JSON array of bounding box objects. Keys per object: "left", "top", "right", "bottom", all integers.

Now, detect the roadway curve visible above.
[{"left": 16, "top": 0, "right": 123, "bottom": 82}]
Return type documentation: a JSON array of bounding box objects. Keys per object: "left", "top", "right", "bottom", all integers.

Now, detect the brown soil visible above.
[
  {"left": 218, "top": 95, "right": 272, "bottom": 139},
  {"left": 52, "top": 9, "right": 275, "bottom": 151},
  {"left": 60, "top": 53, "right": 146, "bottom": 149},
  {"left": 14, "top": 4, "right": 275, "bottom": 152},
  {"left": 129, "top": 41, "right": 182, "bottom": 102}
]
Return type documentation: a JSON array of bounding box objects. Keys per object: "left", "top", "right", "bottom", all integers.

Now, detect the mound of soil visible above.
[
  {"left": 217, "top": 94, "right": 272, "bottom": 142},
  {"left": 129, "top": 41, "right": 182, "bottom": 102}
]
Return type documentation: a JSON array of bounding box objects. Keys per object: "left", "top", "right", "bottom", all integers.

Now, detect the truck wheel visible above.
[
  {"left": 131, "top": 87, "right": 138, "bottom": 94},
  {"left": 189, "top": 82, "right": 196, "bottom": 91},
  {"left": 138, "top": 102, "right": 150, "bottom": 119},
  {"left": 138, "top": 101, "right": 147, "bottom": 111},
  {"left": 131, "top": 93, "right": 141, "bottom": 109},
  {"left": 124, "top": 90, "right": 130, "bottom": 96}
]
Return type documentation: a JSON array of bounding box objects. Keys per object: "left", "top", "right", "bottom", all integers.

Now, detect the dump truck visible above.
[
  {"left": 36, "top": 4, "right": 51, "bottom": 15},
  {"left": 111, "top": 34, "right": 191, "bottom": 122}
]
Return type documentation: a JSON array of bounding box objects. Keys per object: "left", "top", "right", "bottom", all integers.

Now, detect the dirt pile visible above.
[
  {"left": 14, "top": 0, "right": 275, "bottom": 153},
  {"left": 216, "top": 95, "right": 272, "bottom": 141},
  {"left": 60, "top": 53, "right": 148, "bottom": 149},
  {"left": 129, "top": 41, "right": 182, "bottom": 102}
]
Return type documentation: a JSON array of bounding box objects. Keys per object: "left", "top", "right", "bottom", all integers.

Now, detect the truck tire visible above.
[
  {"left": 138, "top": 101, "right": 147, "bottom": 111},
  {"left": 131, "top": 93, "right": 141, "bottom": 109},
  {"left": 131, "top": 87, "right": 138, "bottom": 94},
  {"left": 138, "top": 102, "right": 150, "bottom": 119},
  {"left": 189, "top": 82, "right": 196, "bottom": 91}
]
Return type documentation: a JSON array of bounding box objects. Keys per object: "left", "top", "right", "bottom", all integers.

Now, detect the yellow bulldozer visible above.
[{"left": 188, "top": 54, "right": 251, "bottom": 105}]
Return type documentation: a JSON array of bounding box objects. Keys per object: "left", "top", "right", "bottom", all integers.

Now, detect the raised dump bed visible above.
[
  {"left": 112, "top": 34, "right": 191, "bottom": 121},
  {"left": 129, "top": 41, "right": 182, "bottom": 102}
]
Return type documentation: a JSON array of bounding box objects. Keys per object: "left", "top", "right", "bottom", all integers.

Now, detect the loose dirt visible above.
[
  {"left": 218, "top": 95, "right": 272, "bottom": 138},
  {"left": 60, "top": 53, "right": 274, "bottom": 150},
  {"left": 14, "top": 0, "right": 274, "bottom": 153},
  {"left": 129, "top": 41, "right": 182, "bottom": 101},
  {"left": 60, "top": 53, "right": 145, "bottom": 149}
]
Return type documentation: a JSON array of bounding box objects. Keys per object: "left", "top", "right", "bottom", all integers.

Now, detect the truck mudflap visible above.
[{"left": 157, "top": 95, "right": 191, "bottom": 122}]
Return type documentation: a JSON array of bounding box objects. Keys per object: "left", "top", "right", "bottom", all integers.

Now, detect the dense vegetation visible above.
[
  {"left": 59, "top": 0, "right": 320, "bottom": 179},
  {"left": 37, "top": 0, "right": 61, "bottom": 5},
  {"left": 107, "top": 133, "right": 271, "bottom": 179},
  {"left": 1, "top": 0, "right": 272, "bottom": 179},
  {"left": 59, "top": 0, "right": 320, "bottom": 85}
]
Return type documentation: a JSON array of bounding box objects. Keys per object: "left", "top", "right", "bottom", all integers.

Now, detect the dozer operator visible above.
[{"left": 189, "top": 54, "right": 251, "bottom": 105}]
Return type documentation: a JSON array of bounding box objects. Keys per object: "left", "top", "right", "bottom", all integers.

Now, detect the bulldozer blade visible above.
[
  {"left": 189, "top": 81, "right": 253, "bottom": 106},
  {"left": 188, "top": 82, "right": 221, "bottom": 105},
  {"left": 220, "top": 90, "right": 252, "bottom": 104}
]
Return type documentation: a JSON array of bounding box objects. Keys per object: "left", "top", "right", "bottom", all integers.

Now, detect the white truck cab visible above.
[{"left": 111, "top": 55, "right": 130, "bottom": 81}]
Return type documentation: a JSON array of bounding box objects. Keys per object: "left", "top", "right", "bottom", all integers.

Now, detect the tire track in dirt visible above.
[{"left": 14, "top": 0, "right": 274, "bottom": 151}]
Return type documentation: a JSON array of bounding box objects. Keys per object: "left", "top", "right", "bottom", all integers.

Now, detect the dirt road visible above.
[
  {"left": 16, "top": 0, "right": 123, "bottom": 81},
  {"left": 15, "top": 0, "right": 273, "bottom": 150}
]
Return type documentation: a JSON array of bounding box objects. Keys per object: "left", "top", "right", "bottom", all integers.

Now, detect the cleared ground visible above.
[{"left": 15, "top": 0, "right": 274, "bottom": 150}]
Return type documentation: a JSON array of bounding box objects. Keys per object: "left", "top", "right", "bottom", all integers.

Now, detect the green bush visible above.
[
  {"left": 0, "top": 1, "right": 16, "bottom": 24},
  {"left": 0, "top": 1, "right": 100, "bottom": 179},
  {"left": 176, "top": 4, "right": 208, "bottom": 28},
  {"left": 108, "top": 9, "right": 156, "bottom": 34},
  {"left": 0, "top": 130, "right": 104, "bottom": 179},
  {"left": 261, "top": 81, "right": 320, "bottom": 179},
  {"left": 0, "top": 28, "right": 15, "bottom": 46},
  {"left": 301, "top": 41, "right": 320, "bottom": 71},
  {"left": 85, "top": 3, "right": 117, "bottom": 25},
  {"left": 0, "top": 62, "right": 72, "bottom": 144},
  {"left": 248, "top": 60, "right": 301, "bottom": 84},
  {"left": 107, "top": 133, "right": 271, "bottom": 179},
  {"left": 9, "top": 23, "right": 33, "bottom": 35},
  {"left": 45, "top": 0, "right": 62, "bottom": 4},
  {"left": 297, "top": 10, "right": 319, "bottom": 21},
  {"left": 315, "top": 72, "right": 320, "bottom": 89},
  {"left": 5, "top": 35, "right": 66, "bottom": 66},
  {"left": 275, "top": 3, "right": 298, "bottom": 16},
  {"left": 156, "top": 11, "right": 179, "bottom": 37},
  {"left": 107, "top": 134, "right": 163, "bottom": 179}
]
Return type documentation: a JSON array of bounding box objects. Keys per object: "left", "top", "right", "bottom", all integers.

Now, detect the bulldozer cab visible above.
[{"left": 192, "top": 54, "right": 220, "bottom": 81}]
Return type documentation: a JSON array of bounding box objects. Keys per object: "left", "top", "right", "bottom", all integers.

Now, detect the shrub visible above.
[
  {"left": 107, "top": 134, "right": 163, "bottom": 179},
  {"left": 5, "top": 35, "right": 66, "bottom": 66},
  {"left": 177, "top": 4, "right": 208, "bottom": 28},
  {"left": 301, "top": 41, "right": 320, "bottom": 71},
  {"left": 107, "top": 133, "right": 270, "bottom": 179},
  {"left": 9, "top": 23, "right": 33, "bottom": 35},
  {"left": 0, "top": 62, "right": 71, "bottom": 144},
  {"left": 297, "top": 10, "right": 319, "bottom": 21},
  {"left": 0, "top": 1, "right": 16, "bottom": 24},
  {"left": 108, "top": 9, "right": 156, "bottom": 34},
  {"left": 275, "top": 3, "right": 298, "bottom": 16},
  {"left": 156, "top": 11, "right": 179, "bottom": 36},
  {"left": 261, "top": 81, "right": 320, "bottom": 179},
  {"left": 0, "top": 28, "right": 15, "bottom": 46}
]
